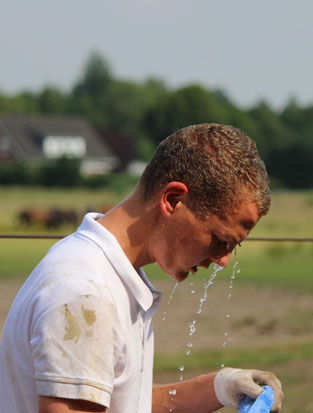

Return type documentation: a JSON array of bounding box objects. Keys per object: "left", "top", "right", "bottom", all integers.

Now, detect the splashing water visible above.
[
  {"left": 185, "top": 341, "right": 193, "bottom": 355},
  {"left": 190, "top": 264, "right": 224, "bottom": 338},
  {"left": 168, "top": 282, "right": 179, "bottom": 304},
  {"left": 227, "top": 248, "right": 239, "bottom": 300},
  {"left": 162, "top": 282, "right": 178, "bottom": 321},
  {"left": 178, "top": 264, "right": 224, "bottom": 382},
  {"left": 196, "top": 264, "right": 224, "bottom": 316},
  {"left": 220, "top": 248, "right": 240, "bottom": 361}
]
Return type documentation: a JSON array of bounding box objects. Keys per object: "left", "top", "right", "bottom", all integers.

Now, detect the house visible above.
[{"left": 0, "top": 115, "right": 119, "bottom": 175}]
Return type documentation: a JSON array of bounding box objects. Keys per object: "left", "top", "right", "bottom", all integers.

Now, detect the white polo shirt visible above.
[{"left": 0, "top": 213, "right": 162, "bottom": 413}]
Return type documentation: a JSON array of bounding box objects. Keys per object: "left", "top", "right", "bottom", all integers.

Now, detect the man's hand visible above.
[{"left": 214, "top": 367, "right": 283, "bottom": 412}]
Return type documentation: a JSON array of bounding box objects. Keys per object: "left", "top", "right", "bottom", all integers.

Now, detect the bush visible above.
[
  {"left": 0, "top": 159, "right": 139, "bottom": 193},
  {"left": 35, "top": 157, "right": 82, "bottom": 187},
  {"left": 82, "top": 172, "right": 139, "bottom": 194},
  {"left": 0, "top": 163, "right": 33, "bottom": 185}
]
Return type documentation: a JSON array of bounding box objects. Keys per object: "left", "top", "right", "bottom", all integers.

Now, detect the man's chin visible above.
[
  {"left": 173, "top": 270, "right": 190, "bottom": 282},
  {"left": 163, "top": 268, "right": 189, "bottom": 282}
]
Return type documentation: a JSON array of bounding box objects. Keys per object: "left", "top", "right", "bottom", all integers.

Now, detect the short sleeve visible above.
[{"left": 30, "top": 293, "right": 122, "bottom": 408}]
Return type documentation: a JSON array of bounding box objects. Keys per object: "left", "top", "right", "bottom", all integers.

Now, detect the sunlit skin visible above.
[
  {"left": 97, "top": 182, "right": 261, "bottom": 278},
  {"left": 147, "top": 182, "right": 261, "bottom": 282}
]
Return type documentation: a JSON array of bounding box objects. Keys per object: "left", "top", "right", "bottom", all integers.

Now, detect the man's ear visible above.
[{"left": 160, "top": 182, "right": 189, "bottom": 218}]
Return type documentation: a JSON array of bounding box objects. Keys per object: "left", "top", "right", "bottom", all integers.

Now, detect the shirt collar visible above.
[{"left": 75, "top": 213, "right": 161, "bottom": 312}]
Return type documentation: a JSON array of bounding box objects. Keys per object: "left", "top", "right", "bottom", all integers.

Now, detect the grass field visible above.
[
  {"left": 1, "top": 187, "right": 313, "bottom": 288},
  {"left": 0, "top": 186, "right": 313, "bottom": 412},
  {"left": 0, "top": 186, "right": 122, "bottom": 232}
]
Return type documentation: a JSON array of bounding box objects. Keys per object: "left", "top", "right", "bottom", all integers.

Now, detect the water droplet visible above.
[
  {"left": 169, "top": 409, "right": 173, "bottom": 412},
  {"left": 221, "top": 363, "right": 225, "bottom": 368},
  {"left": 167, "top": 283, "right": 178, "bottom": 305},
  {"left": 226, "top": 314, "right": 230, "bottom": 318},
  {"left": 227, "top": 293, "right": 232, "bottom": 300},
  {"left": 229, "top": 284, "right": 233, "bottom": 289},
  {"left": 189, "top": 320, "right": 197, "bottom": 336},
  {"left": 224, "top": 332, "right": 229, "bottom": 336},
  {"left": 162, "top": 316, "right": 166, "bottom": 321},
  {"left": 183, "top": 264, "right": 224, "bottom": 370},
  {"left": 228, "top": 337, "right": 232, "bottom": 341},
  {"left": 169, "top": 389, "right": 176, "bottom": 395},
  {"left": 179, "top": 375, "right": 183, "bottom": 381},
  {"left": 179, "top": 365, "right": 184, "bottom": 371},
  {"left": 236, "top": 269, "right": 241, "bottom": 274}
]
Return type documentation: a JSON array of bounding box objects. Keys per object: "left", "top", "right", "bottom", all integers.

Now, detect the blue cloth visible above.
[{"left": 238, "top": 385, "right": 274, "bottom": 413}]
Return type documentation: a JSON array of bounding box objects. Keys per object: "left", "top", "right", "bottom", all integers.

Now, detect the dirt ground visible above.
[
  {"left": 152, "top": 278, "right": 313, "bottom": 353},
  {"left": 1, "top": 276, "right": 313, "bottom": 413}
]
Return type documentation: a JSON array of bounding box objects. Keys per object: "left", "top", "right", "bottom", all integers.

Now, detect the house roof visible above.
[{"left": 0, "top": 115, "right": 116, "bottom": 161}]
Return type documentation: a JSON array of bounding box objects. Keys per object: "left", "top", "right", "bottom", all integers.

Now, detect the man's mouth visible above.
[{"left": 190, "top": 261, "right": 212, "bottom": 274}]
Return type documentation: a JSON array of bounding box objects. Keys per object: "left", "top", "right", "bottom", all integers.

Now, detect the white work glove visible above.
[{"left": 214, "top": 367, "right": 283, "bottom": 412}]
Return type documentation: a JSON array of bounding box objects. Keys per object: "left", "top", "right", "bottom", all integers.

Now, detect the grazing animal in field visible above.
[{"left": 19, "top": 208, "right": 78, "bottom": 229}]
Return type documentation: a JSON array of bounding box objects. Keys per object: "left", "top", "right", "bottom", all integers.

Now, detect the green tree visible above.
[
  {"left": 281, "top": 98, "right": 313, "bottom": 149},
  {"left": 143, "top": 84, "right": 225, "bottom": 145},
  {"left": 248, "top": 101, "right": 293, "bottom": 160},
  {"left": 72, "top": 52, "right": 112, "bottom": 103},
  {"left": 70, "top": 52, "right": 113, "bottom": 127},
  {"left": 0, "top": 91, "right": 38, "bottom": 114},
  {"left": 38, "top": 86, "right": 68, "bottom": 114}
]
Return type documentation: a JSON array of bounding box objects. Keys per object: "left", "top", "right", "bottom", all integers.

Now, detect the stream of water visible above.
[
  {"left": 220, "top": 249, "right": 240, "bottom": 356},
  {"left": 164, "top": 252, "right": 241, "bottom": 410},
  {"left": 172, "top": 263, "right": 224, "bottom": 388},
  {"left": 162, "top": 282, "right": 179, "bottom": 321}
]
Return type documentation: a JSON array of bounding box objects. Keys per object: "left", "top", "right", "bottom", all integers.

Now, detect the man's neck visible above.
[{"left": 97, "top": 189, "right": 156, "bottom": 270}]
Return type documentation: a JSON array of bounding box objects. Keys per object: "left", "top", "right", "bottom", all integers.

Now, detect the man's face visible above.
[{"left": 152, "top": 200, "right": 260, "bottom": 282}]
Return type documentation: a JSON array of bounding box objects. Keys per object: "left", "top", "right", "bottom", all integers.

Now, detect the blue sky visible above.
[{"left": 1, "top": 0, "right": 313, "bottom": 108}]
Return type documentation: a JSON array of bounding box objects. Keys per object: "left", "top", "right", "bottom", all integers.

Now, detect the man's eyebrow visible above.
[{"left": 240, "top": 220, "right": 256, "bottom": 230}]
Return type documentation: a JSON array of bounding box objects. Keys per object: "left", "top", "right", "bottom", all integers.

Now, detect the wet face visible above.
[{"left": 152, "top": 200, "right": 260, "bottom": 282}]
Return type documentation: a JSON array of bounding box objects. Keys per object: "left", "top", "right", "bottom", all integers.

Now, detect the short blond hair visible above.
[{"left": 139, "top": 123, "right": 270, "bottom": 217}]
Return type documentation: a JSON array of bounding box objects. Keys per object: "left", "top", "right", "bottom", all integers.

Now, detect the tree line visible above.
[{"left": 0, "top": 52, "right": 312, "bottom": 189}]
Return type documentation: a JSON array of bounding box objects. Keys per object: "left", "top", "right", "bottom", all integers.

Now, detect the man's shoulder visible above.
[
  {"left": 26, "top": 232, "right": 119, "bottom": 303},
  {"left": 41, "top": 232, "right": 107, "bottom": 273}
]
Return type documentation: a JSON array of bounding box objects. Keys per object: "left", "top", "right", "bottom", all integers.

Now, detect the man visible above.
[{"left": 0, "top": 123, "right": 283, "bottom": 413}]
